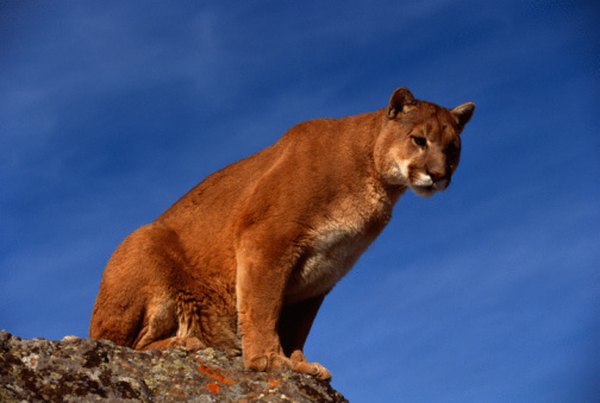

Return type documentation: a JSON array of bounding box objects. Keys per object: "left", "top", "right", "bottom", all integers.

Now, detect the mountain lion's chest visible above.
[{"left": 284, "top": 186, "right": 392, "bottom": 303}]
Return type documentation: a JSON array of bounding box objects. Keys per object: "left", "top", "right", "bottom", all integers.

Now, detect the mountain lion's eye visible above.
[{"left": 411, "top": 136, "right": 427, "bottom": 148}]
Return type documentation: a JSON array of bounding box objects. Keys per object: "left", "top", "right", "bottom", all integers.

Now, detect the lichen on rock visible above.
[{"left": 0, "top": 330, "right": 347, "bottom": 402}]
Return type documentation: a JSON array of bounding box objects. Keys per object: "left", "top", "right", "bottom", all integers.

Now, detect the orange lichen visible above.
[
  {"left": 196, "top": 360, "right": 237, "bottom": 386},
  {"left": 205, "top": 383, "right": 220, "bottom": 394},
  {"left": 267, "top": 380, "right": 281, "bottom": 387}
]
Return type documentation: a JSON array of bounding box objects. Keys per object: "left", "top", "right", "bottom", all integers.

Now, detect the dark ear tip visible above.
[
  {"left": 462, "top": 102, "right": 476, "bottom": 117},
  {"left": 387, "top": 87, "right": 417, "bottom": 119},
  {"left": 391, "top": 86, "right": 414, "bottom": 98},
  {"left": 389, "top": 86, "right": 416, "bottom": 103},
  {"left": 451, "top": 101, "right": 476, "bottom": 128},
  {"left": 453, "top": 101, "right": 476, "bottom": 114}
]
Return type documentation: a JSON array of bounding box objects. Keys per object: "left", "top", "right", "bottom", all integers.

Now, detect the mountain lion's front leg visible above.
[
  {"left": 236, "top": 238, "right": 293, "bottom": 373},
  {"left": 236, "top": 235, "right": 332, "bottom": 380},
  {"left": 279, "top": 293, "right": 326, "bottom": 356},
  {"left": 279, "top": 294, "right": 332, "bottom": 380}
]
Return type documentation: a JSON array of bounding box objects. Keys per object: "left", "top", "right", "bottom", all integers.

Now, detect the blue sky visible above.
[{"left": 1, "top": 1, "right": 598, "bottom": 401}]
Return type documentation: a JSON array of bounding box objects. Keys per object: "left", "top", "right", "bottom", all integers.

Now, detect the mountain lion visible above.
[{"left": 90, "top": 87, "right": 475, "bottom": 380}]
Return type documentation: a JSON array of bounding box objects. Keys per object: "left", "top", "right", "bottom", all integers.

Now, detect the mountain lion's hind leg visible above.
[
  {"left": 90, "top": 224, "right": 199, "bottom": 351},
  {"left": 134, "top": 291, "right": 206, "bottom": 351},
  {"left": 140, "top": 336, "right": 205, "bottom": 351}
]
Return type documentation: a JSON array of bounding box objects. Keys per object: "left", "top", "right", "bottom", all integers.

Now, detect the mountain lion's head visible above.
[{"left": 374, "top": 87, "right": 475, "bottom": 197}]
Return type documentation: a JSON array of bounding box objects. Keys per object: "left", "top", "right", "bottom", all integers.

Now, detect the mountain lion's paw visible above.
[
  {"left": 291, "top": 350, "right": 332, "bottom": 380},
  {"left": 247, "top": 352, "right": 292, "bottom": 372}
]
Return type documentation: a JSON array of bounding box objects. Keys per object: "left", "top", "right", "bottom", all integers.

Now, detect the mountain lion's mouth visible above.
[{"left": 412, "top": 184, "right": 436, "bottom": 197}]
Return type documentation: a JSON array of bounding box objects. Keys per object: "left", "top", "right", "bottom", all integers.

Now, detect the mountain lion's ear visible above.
[
  {"left": 451, "top": 102, "right": 476, "bottom": 131},
  {"left": 386, "top": 87, "right": 417, "bottom": 119}
]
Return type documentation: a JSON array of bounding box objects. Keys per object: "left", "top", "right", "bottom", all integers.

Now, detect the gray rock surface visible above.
[{"left": 0, "top": 330, "right": 347, "bottom": 402}]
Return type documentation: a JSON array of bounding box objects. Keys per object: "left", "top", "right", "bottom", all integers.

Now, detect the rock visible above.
[{"left": 0, "top": 330, "right": 347, "bottom": 402}]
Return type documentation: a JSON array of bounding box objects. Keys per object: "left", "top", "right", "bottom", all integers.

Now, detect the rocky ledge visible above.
[{"left": 0, "top": 330, "right": 346, "bottom": 402}]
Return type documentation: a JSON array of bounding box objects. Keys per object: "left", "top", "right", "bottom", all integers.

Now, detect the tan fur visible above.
[{"left": 89, "top": 87, "right": 475, "bottom": 380}]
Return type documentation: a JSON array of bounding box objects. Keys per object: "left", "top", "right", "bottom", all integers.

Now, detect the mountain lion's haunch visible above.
[{"left": 90, "top": 87, "right": 475, "bottom": 380}]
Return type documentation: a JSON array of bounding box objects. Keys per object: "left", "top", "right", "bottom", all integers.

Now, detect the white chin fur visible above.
[
  {"left": 412, "top": 172, "right": 433, "bottom": 187},
  {"left": 411, "top": 185, "right": 437, "bottom": 198}
]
